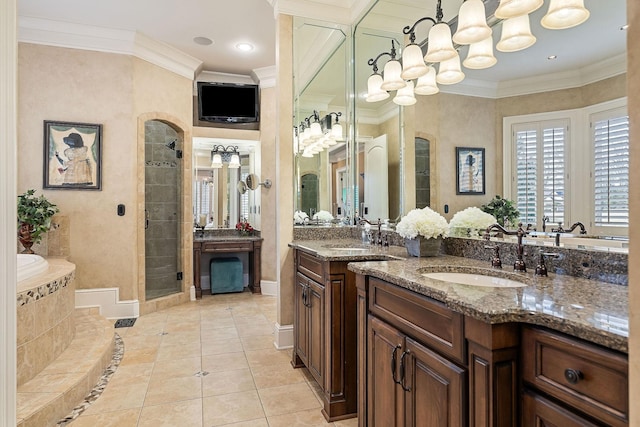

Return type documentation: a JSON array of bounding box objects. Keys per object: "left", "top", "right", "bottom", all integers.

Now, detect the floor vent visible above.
[{"left": 114, "top": 318, "right": 137, "bottom": 328}]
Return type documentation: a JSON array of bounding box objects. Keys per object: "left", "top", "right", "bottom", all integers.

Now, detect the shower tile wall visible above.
[
  {"left": 415, "top": 138, "right": 430, "bottom": 208},
  {"left": 145, "top": 121, "right": 181, "bottom": 300},
  {"left": 300, "top": 173, "right": 319, "bottom": 217}
]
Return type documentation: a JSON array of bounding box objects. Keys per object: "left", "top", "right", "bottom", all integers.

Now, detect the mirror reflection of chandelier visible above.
[
  {"left": 365, "top": 0, "right": 590, "bottom": 105},
  {"left": 210, "top": 145, "right": 240, "bottom": 169},
  {"left": 294, "top": 111, "right": 343, "bottom": 158}
]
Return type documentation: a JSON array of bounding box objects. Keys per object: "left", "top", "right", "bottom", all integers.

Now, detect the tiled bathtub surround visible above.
[{"left": 17, "top": 258, "right": 76, "bottom": 386}]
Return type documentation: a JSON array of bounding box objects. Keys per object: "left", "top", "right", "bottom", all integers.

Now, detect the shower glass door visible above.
[{"left": 144, "top": 120, "right": 182, "bottom": 300}]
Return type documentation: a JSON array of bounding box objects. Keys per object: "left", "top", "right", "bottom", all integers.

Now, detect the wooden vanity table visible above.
[{"left": 193, "top": 236, "right": 262, "bottom": 298}]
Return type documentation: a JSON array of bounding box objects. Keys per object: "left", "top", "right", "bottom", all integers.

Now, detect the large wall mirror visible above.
[
  {"left": 293, "top": 18, "right": 355, "bottom": 222},
  {"left": 293, "top": 0, "right": 627, "bottom": 230},
  {"left": 193, "top": 138, "right": 259, "bottom": 229}
]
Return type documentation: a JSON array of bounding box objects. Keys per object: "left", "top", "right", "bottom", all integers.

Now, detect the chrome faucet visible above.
[
  {"left": 484, "top": 223, "right": 528, "bottom": 272},
  {"left": 551, "top": 222, "right": 565, "bottom": 233},
  {"left": 359, "top": 218, "right": 382, "bottom": 245},
  {"left": 535, "top": 250, "right": 560, "bottom": 276},
  {"left": 541, "top": 216, "right": 550, "bottom": 232},
  {"left": 566, "top": 222, "right": 587, "bottom": 235}
]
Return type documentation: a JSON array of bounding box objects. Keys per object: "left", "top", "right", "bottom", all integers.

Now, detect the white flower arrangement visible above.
[
  {"left": 294, "top": 210, "right": 309, "bottom": 225},
  {"left": 396, "top": 207, "right": 449, "bottom": 240},
  {"left": 312, "top": 210, "right": 334, "bottom": 222},
  {"left": 448, "top": 206, "right": 496, "bottom": 236}
]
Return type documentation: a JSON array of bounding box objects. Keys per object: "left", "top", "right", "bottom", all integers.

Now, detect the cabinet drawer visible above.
[
  {"left": 522, "top": 326, "right": 628, "bottom": 426},
  {"left": 202, "top": 241, "right": 252, "bottom": 252},
  {"left": 297, "top": 251, "right": 324, "bottom": 283},
  {"left": 368, "top": 277, "right": 465, "bottom": 363}
]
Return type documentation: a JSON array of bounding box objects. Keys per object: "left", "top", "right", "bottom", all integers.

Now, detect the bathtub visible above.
[{"left": 17, "top": 253, "right": 49, "bottom": 282}]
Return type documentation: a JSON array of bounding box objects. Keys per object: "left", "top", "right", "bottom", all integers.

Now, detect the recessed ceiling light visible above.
[
  {"left": 193, "top": 36, "right": 213, "bottom": 46},
  {"left": 236, "top": 43, "right": 254, "bottom": 52},
  {"left": 620, "top": 24, "right": 629, "bottom": 31},
  {"left": 547, "top": 55, "right": 557, "bottom": 60}
]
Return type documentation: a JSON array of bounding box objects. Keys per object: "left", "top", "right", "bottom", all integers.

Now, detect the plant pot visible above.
[
  {"left": 18, "top": 222, "right": 35, "bottom": 254},
  {"left": 405, "top": 236, "right": 442, "bottom": 257}
]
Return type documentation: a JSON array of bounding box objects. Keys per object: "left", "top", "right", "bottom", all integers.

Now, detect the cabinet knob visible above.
[{"left": 564, "top": 368, "right": 584, "bottom": 384}]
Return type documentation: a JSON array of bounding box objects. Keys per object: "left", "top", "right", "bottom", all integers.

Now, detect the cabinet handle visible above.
[
  {"left": 564, "top": 368, "right": 584, "bottom": 384},
  {"left": 391, "top": 344, "right": 402, "bottom": 385},
  {"left": 400, "top": 350, "right": 411, "bottom": 392},
  {"left": 302, "top": 285, "right": 308, "bottom": 307},
  {"left": 306, "top": 285, "right": 311, "bottom": 308}
]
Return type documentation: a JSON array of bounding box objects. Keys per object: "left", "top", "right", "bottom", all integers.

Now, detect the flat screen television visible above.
[{"left": 197, "top": 82, "right": 259, "bottom": 123}]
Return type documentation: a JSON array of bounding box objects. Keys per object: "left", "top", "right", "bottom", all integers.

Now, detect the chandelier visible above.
[
  {"left": 366, "top": 0, "right": 590, "bottom": 104},
  {"left": 210, "top": 145, "right": 240, "bottom": 169},
  {"left": 295, "top": 111, "right": 343, "bottom": 158}
]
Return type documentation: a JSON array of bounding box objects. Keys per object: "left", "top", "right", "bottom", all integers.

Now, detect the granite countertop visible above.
[{"left": 290, "top": 239, "right": 628, "bottom": 353}]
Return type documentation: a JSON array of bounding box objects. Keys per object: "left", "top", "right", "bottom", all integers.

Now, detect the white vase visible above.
[{"left": 405, "top": 236, "right": 442, "bottom": 257}]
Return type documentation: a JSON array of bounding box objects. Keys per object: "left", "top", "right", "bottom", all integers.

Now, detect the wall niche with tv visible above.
[{"left": 193, "top": 79, "right": 260, "bottom": 130}]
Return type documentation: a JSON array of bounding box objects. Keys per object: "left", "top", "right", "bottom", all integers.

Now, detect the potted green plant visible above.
[
  {"left": 17, "top": 189, "right": 59, "bottom": 253},
  {"left": 481, "top": 195, "right": 519, "bottom": 227}
]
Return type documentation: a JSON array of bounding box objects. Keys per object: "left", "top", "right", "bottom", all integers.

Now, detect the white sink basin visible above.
[{"left": 422, "top": 272, "right": 528, "bottom": 288}]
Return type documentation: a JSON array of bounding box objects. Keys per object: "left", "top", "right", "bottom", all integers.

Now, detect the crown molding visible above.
[
  {"left": 271, "top": 0, "right": 369, "bottom": 25},
  {"left": 252, "top": 65, "right": 277, "bottom": 88},
  {"left": 18, "top": 16, "right": 202, "bottom": 80}
]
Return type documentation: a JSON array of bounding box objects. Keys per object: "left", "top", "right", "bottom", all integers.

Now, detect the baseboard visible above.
[
  {"left": 260, "top": 280, "right": 277, "bottom": 296},
  {"left": 273, "top": 323, "right": 293, "bottom": 350},
  {"left": 75, "top": 288, "right": 139, "bottom": 320}
]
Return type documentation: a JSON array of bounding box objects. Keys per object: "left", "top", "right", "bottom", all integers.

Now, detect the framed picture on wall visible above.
[
  {"left": 456, "top": 147, "right": 485, "bottom": 195},
  {"left": 43, "top": 121, "right": 102, "bottom": 190}
]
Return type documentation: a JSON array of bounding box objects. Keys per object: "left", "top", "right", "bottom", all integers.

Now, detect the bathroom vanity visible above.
[
  {"left": 350, "top": 255, "right": 628, "bottom": 427},
  {"left": 193, "top": 234, "right": 262, "bottom": 298}
]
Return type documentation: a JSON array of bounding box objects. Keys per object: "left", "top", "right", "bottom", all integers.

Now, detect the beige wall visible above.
[
  {"left": 18, "top": 44, "right": 193, "bottom": 303},
  {"left": 259, "top": 86, "right": 278, "bottom": 282}
]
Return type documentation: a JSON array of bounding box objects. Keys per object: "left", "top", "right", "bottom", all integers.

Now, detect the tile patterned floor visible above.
[{"left": 69, "top": 291, "right": 357, "bottom": 427}]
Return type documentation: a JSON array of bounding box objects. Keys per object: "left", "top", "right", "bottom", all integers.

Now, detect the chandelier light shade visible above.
[
  {"left": 401, "top": 43, "right": 429, "bottom": 80},
  {"left": 424, "top": 23, "right": 457, "bottom": 63},
  {"left": 310, "top": 121, "right": 322, "bottom": 137},
  {"left": 436, "top": 53, "right": 465, "bottom": 85},
  {"left": 380, "top": 60, "right": 406, "bottom": 91},
  {"left": 366, "top": 73, "right": 390, "bottom": 102},
  {"left": 393, "top": 80, "right": 416, "bottom": 106},
  {"left": 541, "top": 0, "right": 590, "bottom": 30},
  {"left": 495, "top": 0, "right": 544, "bottom": 19},
  {"left": 414, "top": 67, "right": 439, "bottom": 95},
  {"left": 301, "top": 149, "right": 314, "bottom": 158},
  {"left": 463, "top": 36, "right": 497, "bottom": 69},
  {"left": 452, "top": 0, "right": 492, "bottom": 45},
  {"left": 211, "top": 153, "right": 222, "bottom": 169},
  {"left": 331, "top": 122, "right": 343, "bottom": 139},
  {"left": 496, "top": 14, "right": 537, "bottom": 52}
]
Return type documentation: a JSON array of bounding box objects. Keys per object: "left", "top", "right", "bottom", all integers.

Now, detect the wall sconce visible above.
[{"left": 211, "top": 145, "right": 240, "bottom": 169}]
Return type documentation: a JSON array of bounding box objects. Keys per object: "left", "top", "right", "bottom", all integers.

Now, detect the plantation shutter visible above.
[
  {"left": 542, "top": 126, "right": 565, "bottom": 224},
  {"left": 515, "top": 128, "right": 537, "bottom": 225},
  {"left": 240, "top": 171, "right": 250, "bottom": 221},
  {"left": 593, "top": 114, "right": 629, "bottom": 227}
]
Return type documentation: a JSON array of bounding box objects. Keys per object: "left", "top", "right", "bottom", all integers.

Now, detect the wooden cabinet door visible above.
[
  {"left": 404, "top": 337, "right": 467, "bottom": 427},
  {"left": 307, "top": 278, "right": 325, "bottom": 384},
  {"left": 294, "top": 273, "right": 310, "bottom": 367},
  {"left": 522, "top": 391, "right": 600, "bottom": 427},
  {"left": 368, "top": 316, "right": 405, "bottom": 427}
]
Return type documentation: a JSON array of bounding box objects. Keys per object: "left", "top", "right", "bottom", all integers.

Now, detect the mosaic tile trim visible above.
[
  {"left": 56, "top": 333, "right": 124, "bottom": 426},
  {"left": 16, "top": 271, "right": 75, "bottom": 307},
  {"left": 145, "top": 160, "right": 177, "bottom": 168}
]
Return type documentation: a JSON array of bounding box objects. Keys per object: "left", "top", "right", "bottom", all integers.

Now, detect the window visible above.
[
  {"left": 592, "top": 111, "right": 629, "bottom": 228},
  {"left": 504, "top": 98, "right": 628, "bottom": 236},
  {"left": 513, "top": 120, "right": 568, "bottom": 227}
]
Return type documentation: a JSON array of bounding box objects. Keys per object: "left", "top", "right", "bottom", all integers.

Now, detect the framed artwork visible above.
[
  {"left": 456, "top": 147, "right": 485, "bottom": 195},
  {"left": 43, "top": 121, "right": 102, "bottom": 190}
]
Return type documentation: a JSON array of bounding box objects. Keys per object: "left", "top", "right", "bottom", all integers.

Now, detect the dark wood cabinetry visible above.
[
  {"left": 292, "top": 250, "right": 362, "bottom": 421},
  {"left": 358, "top": 275, "right": 520, "bottom": 427},
  {"left": 521, "top": 326, "right": 628, "bottom": 426}
]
